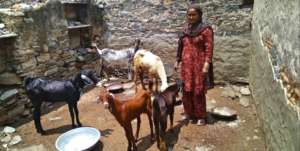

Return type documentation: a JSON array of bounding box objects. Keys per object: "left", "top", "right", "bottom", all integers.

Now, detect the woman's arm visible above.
[
  {"left": 176, "top": 36, "right": 184, "bottom": 63},
  {"left": 203, "top": 27, "right": 213, "bottom": 64},
  {"left": 202, "top": 27, "right": 213, "bottom": 73},
  {"left": 175, "top": 34, "right": 184, "bottom": 71}
]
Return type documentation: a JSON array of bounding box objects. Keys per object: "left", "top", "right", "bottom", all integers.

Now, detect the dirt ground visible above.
[{"left": 8, "top": 83, "right": 266, "bottom": 151}]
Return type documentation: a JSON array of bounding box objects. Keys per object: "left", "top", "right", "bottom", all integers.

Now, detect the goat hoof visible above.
[
  {"left": 77, "top": 123, "right": 82, "bottom": 127},
  {"left": 37, "top": 130, "right": 46, "bottom": 135}
]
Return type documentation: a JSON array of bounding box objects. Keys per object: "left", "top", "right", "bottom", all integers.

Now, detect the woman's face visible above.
[{"left": 187, "top": 8, "right": 201, "bottom": 24}]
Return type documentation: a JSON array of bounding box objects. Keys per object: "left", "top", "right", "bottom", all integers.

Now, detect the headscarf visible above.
[{"left": 182, "top": 4, "right": 208, "bottom": 37}]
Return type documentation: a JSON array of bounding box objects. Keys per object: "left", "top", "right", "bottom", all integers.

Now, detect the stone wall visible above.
[
  {"left": 97, "top": 0, "right": 253, "bottom": 83},
  {"left": 0, "top": 0, "right": 104, "bottom": 125},
  {"left": 250, "top": 0, "right": 300, "bottom": 150},
  {"left": 0, "top": 0, "right": 253, "bottom": 124}
]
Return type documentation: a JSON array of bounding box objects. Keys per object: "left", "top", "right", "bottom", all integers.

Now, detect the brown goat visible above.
[
  {"left": 98, "top": 86, "right": 154, "bottom": 151},
  {"left": 152, "top": 81, "right": 182, "bottom": 151}
]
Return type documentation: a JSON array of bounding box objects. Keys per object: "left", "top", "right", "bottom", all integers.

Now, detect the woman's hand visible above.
[
  {"left": 202, "top": 62, "right": 209, "bottom": 73},
  {"left": 174, "top": 61, "right": 181, "bottom": 71}
]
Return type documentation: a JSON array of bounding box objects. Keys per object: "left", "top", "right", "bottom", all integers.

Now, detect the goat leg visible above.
[
  {"left": 134, "top": 70, "right": 139, "bottom": 93},
  {"left": 139, "top": 73, "right": 146, "bottom": 90},
  {"left": 155, "top": 78, "right": 159, "bottom": 93},
  {"left": 67, "top": 103, "right": 76, "bottom": 128},
  {"left": 74, "top": 102, "right": 82, "bottom": 127},
  {"left": 153, "top": 113, "right": 160, "bottom": 148},
  {"left": 147, "top": 110, "right": 155, "bottom": 142},
  {"left": 129, "top": 124, "right": 138, "bottom": 151},
  {"left": 169, "top": 109, "right": 174, "bottom": 132},
  {"left": 128, "top": 64, "right": 133, "bottom": 80},
  {"left": 33, "top": 106, "right": 45, "bottom": 135},
  {"left": 160, "top": 115, "right": 168, "bottom": 150},
  {"left": 159, "top": 137, "right": 168, "bottom": 151},
  {"left": 124, "top": 127, "right": 132, "bottom": 151},
  {"left": 135, "top": 116, "right": 141, "bottom": 142},
  {"left": 125, "top": 124, "right": 137, "bottom": 151}
]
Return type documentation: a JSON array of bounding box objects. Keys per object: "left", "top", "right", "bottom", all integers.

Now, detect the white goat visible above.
[
  {"left": 93, "top": 40, "right": 140, "bottom": 80},
  {"left": 133, "top": 49, "right": 168, "bottom": 92}
]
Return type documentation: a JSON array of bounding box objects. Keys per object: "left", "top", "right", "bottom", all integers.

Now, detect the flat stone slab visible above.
[
  {"left": 3, "top": 126, "right": 16, "bottom": 134},
  {"left": 239, "top": 97, "right": 250, "bottom": 107},
  {"left": 9, "top": 135, "right": 22, "bottom": 146},
  {"left": 211, "top": 106, "right": 237, "bottom": 120},
  {"left": 0, "top": 89, "right": 18, "bottom": 102},
  {"left": 0, "top": 33, "right": 18, "bottom": 39},
  {"left": 10, "top": 144, "right": 48, "bottom": 151},
  {"left": 240, "top": 87, "right": 251, "bottom": 95}
]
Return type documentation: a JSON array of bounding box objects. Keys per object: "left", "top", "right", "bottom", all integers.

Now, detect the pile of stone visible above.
[
  {"left": 221, "top": 85, "right": 251, "bottom": 107},
  {"left": 0, "top": 126, "right": 22, "bottom": 150},
  {"left": 0, "top": 23, "right": 9, "bottom": 35},
  {"left": 0, "top": 23, "right": 17, "bottom": 38},
  {"left": 0, "top": 1, "right": 45, "bottom": 10},
  {"left": 0, "top": 88, "right": 30, "bottom": 125}
]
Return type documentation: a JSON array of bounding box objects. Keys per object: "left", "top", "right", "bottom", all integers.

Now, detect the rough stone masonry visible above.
[
  {"left": 0, "top": 0, "right": 253, "bottom": 129},
  {"left": 0, "top": 0, "right": 104, "bottom": 125},
  {"left": 251, "top": 0, "right": 300, "bottom": 151}
]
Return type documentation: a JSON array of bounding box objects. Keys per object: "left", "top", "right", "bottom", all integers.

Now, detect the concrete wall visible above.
[{"left": 251, "top": 0, "right": 300, "bottom": 150}]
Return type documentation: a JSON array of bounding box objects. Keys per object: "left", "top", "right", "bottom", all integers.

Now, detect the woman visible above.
[{"left": 174, "top": 4, "right": 214, "bottom": 125}]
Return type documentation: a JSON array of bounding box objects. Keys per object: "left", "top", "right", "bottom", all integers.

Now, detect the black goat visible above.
[
  {"left": 24, "top": 70, "right": 99, "bottom": 135},
  {"left": 153, "top": 80, "right": 182, "bottom": 151}
]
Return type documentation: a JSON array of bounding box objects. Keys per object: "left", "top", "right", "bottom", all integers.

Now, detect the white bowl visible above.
[{"left": 55, "top": 127, "right": 101, "bottom": 151}]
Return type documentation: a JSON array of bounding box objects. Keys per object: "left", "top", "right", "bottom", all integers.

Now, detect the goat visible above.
[
  {"left": 153, "top": 80, "right": 182, "bottom": 151},
  {"left": 24, "top": 70, "right": 99, "bottom": 135},
  {"left": 133, "top": 49, "right": 168, "bottom": 93},
  {"left": 92, "top": 39, "right": 140, "bottom": 80},
  {"left": 98, "top": 86, "right": 154, "bottom": 151}
]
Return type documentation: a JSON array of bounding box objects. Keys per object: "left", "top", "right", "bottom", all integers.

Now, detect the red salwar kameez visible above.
[{"left": 178, "top": 25, "right": 213, "bottom": 119}]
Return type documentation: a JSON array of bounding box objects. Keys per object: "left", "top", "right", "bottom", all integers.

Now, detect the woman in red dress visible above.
[{"left": 174, "top": 4, "right": 214, "bottom": 125}]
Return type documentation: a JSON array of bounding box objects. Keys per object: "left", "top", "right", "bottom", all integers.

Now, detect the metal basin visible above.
[
  {"left": 55, "top": 127, "right": 101, "bottom": 151},
  {"left": 104, "top": 81, "right": 124, "bottom": 93}
]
